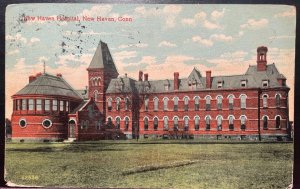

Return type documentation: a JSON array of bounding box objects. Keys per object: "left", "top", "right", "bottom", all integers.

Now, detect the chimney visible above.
[
  {"left": 174, "top": 72, "right": 179, "bottom": 90},
  {"left": 36, "top": 72, "right": 42, "bottom": 77},
  {"left": 206, "top": 71, "right": 212, "bottom": 88},
  {"left": 257, "top": 46, "right": 268, "bottom": 71},
  {"left": 56, "top": 73, "right": 62, "bottom": 77},
  {"left": 125, "top": 73, "right": 127, "bottom": 78},
  {"left": 144, "top": 73, "right": 148, "bottom": 81},
  {"left": 29, "top": 75, "right": 36, "bottom": 83},
  {"left": 138, "top": 70, "right": 143, "bottom": 81}
]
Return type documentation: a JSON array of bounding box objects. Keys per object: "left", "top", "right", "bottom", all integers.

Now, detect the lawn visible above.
[{"left": 5, "top": 141, "right": 293, "bottom": 189}]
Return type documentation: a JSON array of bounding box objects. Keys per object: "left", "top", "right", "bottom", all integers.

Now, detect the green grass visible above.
[{"left": 5, "top": 141, "right": 293, "bottom": 188}]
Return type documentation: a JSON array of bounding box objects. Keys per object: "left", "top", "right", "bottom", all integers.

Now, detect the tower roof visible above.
[{"left": 88, "top": 41, "right": 118, "bottom": 74}]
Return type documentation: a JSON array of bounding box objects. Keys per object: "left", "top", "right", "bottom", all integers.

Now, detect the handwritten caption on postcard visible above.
[{"left": 21, "top": 15, "right": 133, "bottom": 22}]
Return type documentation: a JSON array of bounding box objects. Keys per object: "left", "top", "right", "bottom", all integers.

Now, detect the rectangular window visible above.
[
  {"left": 22, "top": 99, "right": 27, "bottom": 110},
  {"left": 36, "top": 99, "right": 42, "bottom": 111},
  {"left": 16, "top": 100, "right": 20, "bottom": 110},
  {"left": 28, "top": 99, "right": 34, "bottom": 110},
  {"left": 195, "top": 104, "right": 199, "bottom": 111},
  {"left": 206, "top": 104, "right": 210, "bottom": 111},
  {"left": 164, "top": 85, "right": 169, "bottom": 91},
  {"left": 66, "top": 101, "right": 69, "bottom": 112},
  {"left": 174, "top": 105, "right": 178, "bottom": 111},
  {"left": 60, "top": 101, "right": 64, "bottom": 111},
  {"left": 229, "top": 103, "right": 233, "bottom": 110},
  {"left": 52, "top": 100, "right": 58, "bottom": 111},
  {"left": 45, "top": 100, "right": 50, "bottom": 111}
]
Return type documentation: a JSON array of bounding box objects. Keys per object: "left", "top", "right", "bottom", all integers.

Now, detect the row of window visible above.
[
  {"left": 106, "top": 115, "right": 282, "bottom": 131},
  {"left": 107, "top": 94, "right": 282, "bottom": 111},
  {"left": 19, "top": 118, "right": 52, "bottom": 128},
  {"left": 15, "top": 99, "right": 69, "bottom": 112},
  {"left": 90, "top": 77, "right": 101, "bottom": 86}
]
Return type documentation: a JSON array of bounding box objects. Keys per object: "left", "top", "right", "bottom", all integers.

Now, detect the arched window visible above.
[
  {"left": 108, "top": 98, "right": 112, "bottom": 111},
  {"left": 263, "top": 95, "right": 268, "bottom": 108},
  {"left": 228, "top": 95, "right": 234, "bottom": 110},
  {"left": 184, "top": 97, "right": 189, "bottom": 111},
  {"left": 125, "top": 97, "right": 129, "bottom": 110},
  {"left": 93, "top": 91, "right": 98, "bottom": 101},
  {"left": 116, "top": 117, "right": 121, "bottom": 129},
  {"left": 229, "top": 115, "right": 234, "bottom": 130},
  {"left": 116, "top": 98, "right": 121, "bottom": 111},
  {"left": 163, "top": 97, "right": 168, "bottom": 111},
  {"left": 217, "top": 96, "right": 222, "bottom": 110},
  {"left": 107, "top": 117, "right": 112, "bottom": 127},
  {"left": 263, "top": 116, "right": 268, "bottom": 130},
  {"left": 125, "top": 117, "right": 129, "bottom": 131},
  {"left": 174, "top": 117, "right": 179, "bottom": 131},
  {"left": 195, "top": 116, "right": 200, "bottom": 130},
  {"left": 205, "top": 96, "right": 211, "bottom": 111},
  {"left": 173, "top": 97, "right": 179, "bottom": 111},
  {"left": 163, "top": 117, "right": 168, "bottom": 130},
  {"left": 276, "top": 116, "right": 281, "bottom": 129},
  {"left": 241, "top": 116, "right": 246, "bottom": 130},
  {"left": 217, "top": 115, "right": 222, "bottom": 131},
  {"left": 144, "top": 117, "right": 149, "bottom": 131},
  {"left": 194, "top": 96, "right": 200, "bottom": 111},
  {"left": 276, "top": 94, "right": 281, "bottom": 108},
  {"left": 144, "top": 97, "right": 149, "bottom": 111},
  {"left": 154, "top": 97, "right": 158, "bottom": 111},
  {"left": 240, "top": 94, "right": 246, "bottom": 109},
  {"left": 97, "top": 78, "right": 101, "bottom": 86},
  {"left": 93, "top": 78, "right": 97, "bottom": 86},
  {"left": 184, "top": 117, "right": 189, "bottom": 131},
  {"left": 205, "top": 116, "right": 211, "bottom": 130},
  {"left": 154, "top": 117, "right": 158, "bottom": 130}
]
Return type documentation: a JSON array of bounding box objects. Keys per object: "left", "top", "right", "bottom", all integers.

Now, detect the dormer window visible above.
[
  {"left": 217, "top": 81, "right": 223, "bottom": 88},
  {"left": 188, "top": 80, "right": 197, "bottom": 90},
  {"left": 262, "top": 80, "right": 269, "bottom": 87},
  {"left": 241, "top": 80, "right": 247, "bottom": 88},
  {"left": 164, "top": 84, "right": 169, "bottom": 91}
]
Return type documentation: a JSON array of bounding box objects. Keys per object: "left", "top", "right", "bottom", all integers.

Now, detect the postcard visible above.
[{"left": 4, "top": 3, "right": 295, "bottom": 188}]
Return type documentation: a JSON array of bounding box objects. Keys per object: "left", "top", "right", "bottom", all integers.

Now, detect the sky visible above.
[{"left": 5, "top": 4, "right": 296, "bottom": 120}]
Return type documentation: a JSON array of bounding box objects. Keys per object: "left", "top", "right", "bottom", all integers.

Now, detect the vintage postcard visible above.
[{"left": 4, "top": 3, "right": 295, "bottom": 188}]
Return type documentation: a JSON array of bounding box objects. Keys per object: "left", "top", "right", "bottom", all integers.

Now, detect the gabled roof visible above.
[
  {"left": 14, "top": 73, "right": 82, "bottom": 99},
  {"left": 88, "top": 41, "right": 118, "bottom": 74}
]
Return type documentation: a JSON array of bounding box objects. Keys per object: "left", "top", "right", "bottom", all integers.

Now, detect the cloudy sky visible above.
[{"left": 5, "top": 4, "right": 295, "bottom": 119}]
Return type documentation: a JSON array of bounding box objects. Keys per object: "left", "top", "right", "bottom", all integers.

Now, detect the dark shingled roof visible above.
[
  {"left": 106, "top": 63, "right": 288, "bottom": 94},
  {"left": 88, "top": 41, "right": 118, "bottom": 74},
  {"left": 14, "top": 73, "right": 83, "bottom": 99}
]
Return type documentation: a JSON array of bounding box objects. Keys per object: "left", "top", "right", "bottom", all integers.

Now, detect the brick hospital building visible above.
[{"left": 11, "top": 41, "right": 291, "bottom": 141}]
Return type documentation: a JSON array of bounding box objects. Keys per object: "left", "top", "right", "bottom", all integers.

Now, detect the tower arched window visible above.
[
  {"left": 263, "top": 95, "right": 268, "bottom": 108},
  {"left": 194, "top": 96, "right": 200, "bottom": 111},
  {"left": 154, "top": 117, "right": 158, "bottom": 130},
  {"left": 116, "top": 98, "right": 121, "bottom": 111},
  {"left": 205, "top": 96, "right": 211, "bottom": 111},
  {"left": 173, "top": 97, "right": 179, "bottom": 111},
  {"left": 184, "top": 116, "right": 189, "bottom": 131},
  {"left": 263, "top": 116, "right": 268, "bottom": 130},
  {"left": 229, "top": 115, "right": 234, "bottom": 131},
  {"left": 241, "top": 116, "right": 246, "bottom": 130},
  {"left": 144, "top": 117, "right": 149, "bottom": 131},
  {"left": 93, "top": 91, "right": 98, "bottom": 101},
  {"left": 228, "top": 95, "right": 234, "bottom": 110},
  {"left": 184, "top": 97, "right": 189, "bottom": 111},
  {"left": 125, "top": 117, "right": 129, "bottom": 131},
  {"left": 217, "top": 96, "right": 222, "bottom": 110},
  {"left": 194, "top": 116, "right": 200, "bottom": 131},
  {"left": 240, "top": 94, "right": 246, "bottom": 109},
  {"left": 107, "top": 98, "right": 112, "bottom": 111},
  {"left": 217, "top": 115, "right": 222, "bottom": 131},
  {"left": 163, "top": 117, "right": 169, "bottom": 130},
  {"left": 125, "top": 97, "right": 129, "bottom": 111},
  {"left": 205, "top": 116, "right": 211, "bottom": 130},
  {"left": 163, "top": 97, "right": 168, "bottom": 111},
  {"left": 174, "top": 117, "right": 179, "bottom": 131},
  {"left": 154, "top": 97, "right": 158, "bottom": 111},
  {"left": 116, "top": 117, "right": 121, "bottom": 129},
  {"left": 275, "top": 94, "right": 281, "bottom": 108}
]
